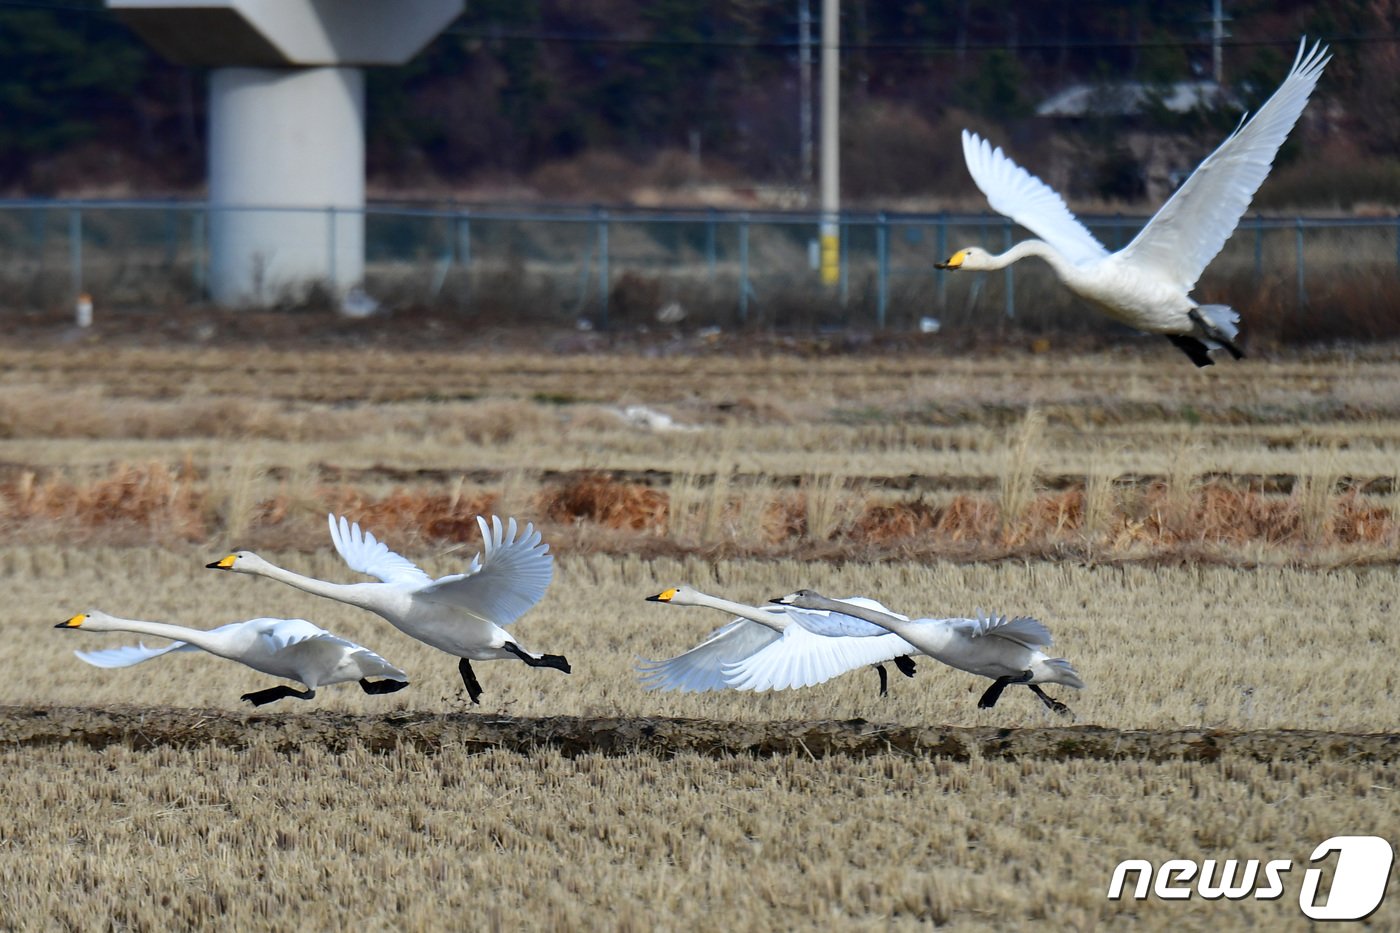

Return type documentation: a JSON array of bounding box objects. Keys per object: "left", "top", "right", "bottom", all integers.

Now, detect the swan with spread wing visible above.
[
  {"left": 938, "top": 39, "right": 1329, "bottom": 366},
  {"left": 208, "top": 514, "right": 566, "bottom": 704},
  {"left": 639, "top": 585, "right": 919, "bottom": 696},
  {"left": 767, "top": 590, "right": 1083, "bottom": 715},
  {"left": 56, "top": 611, "right": 408, "bottom": 706}
]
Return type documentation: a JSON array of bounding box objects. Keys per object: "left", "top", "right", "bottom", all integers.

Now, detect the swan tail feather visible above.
[{"left": 1040, "top": 658, "right": 1085, "bottom": 690}]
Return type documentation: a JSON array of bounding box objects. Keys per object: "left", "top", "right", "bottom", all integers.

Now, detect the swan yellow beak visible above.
[
  {"left": 55, "top": 613, "right": 86, "bottom": 629},
  {"left": 935, "top": 249, "right": 968, "bottom": 270},
  {"left": 646, "top": 588, "right": 678, "bottom": 603},
  {"left": 207, "top": 554, "right": 237, "bottom": 570}
]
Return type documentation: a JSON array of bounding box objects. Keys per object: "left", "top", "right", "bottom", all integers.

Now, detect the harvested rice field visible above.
[{"left": 1, "top": 333, "right": 1398, "bottom": 929}]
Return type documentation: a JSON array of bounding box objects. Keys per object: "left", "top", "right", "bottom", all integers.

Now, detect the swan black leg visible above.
[
  {"left": 1166, "top": 334, "right": 1215, "bottom": 368},
  {"left": 1029, "top": 684, "right": 1072, "bottom": 716},
  {"left": 893, "top": 655, "right": 917, "bottom": 678},
  {"left": 977, "top": 671, "right": 1033, "bottom": 709},
  {"left": 241, "top": 685, "right": 315, "bottom": 706},
  {"left": 873, "top": 663, "right": 890, "bottom": 697},
  {"left": 359, "top": 678, "right": 409, "bottom": 695},
  {"left": 501, "top": 642, "right": 572, "bottom": 673},
  {"left": 458, "top": 658, "right": 484, "bottom": 705}
]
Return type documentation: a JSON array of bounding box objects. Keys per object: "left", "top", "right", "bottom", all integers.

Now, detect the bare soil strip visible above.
[{"left": 4, "top": 706, "right": 1396, "bottom": 763}]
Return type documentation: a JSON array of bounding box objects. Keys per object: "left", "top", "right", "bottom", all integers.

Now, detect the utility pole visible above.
[
  {"left": 819, "top": 0, "right": 839, "bottom": 287},
  {"left": 799, "top": 0, "right": 813, "bottom": 186},
  {"left": 1209, "top": 0, "right": 1229, "bottom": 84}
]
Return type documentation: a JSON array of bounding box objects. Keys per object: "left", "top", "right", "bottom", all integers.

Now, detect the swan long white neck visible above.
[
  {"left": 787, "top": 594, "right": 909, "bottom": 638},
  {"left": 87, "top": 616, "right": 227, "bottom": 655},
  {"left": 983, "top": 239, "right": 1081, "bottom": 281},
  {"left": 682, "top": 592, "right": 789, "bottom": 632},
  {"left": 250, "top": 561, "right": 384, "bottom": 610}
]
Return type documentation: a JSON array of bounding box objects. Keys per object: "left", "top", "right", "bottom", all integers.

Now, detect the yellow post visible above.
[{"left": 820, "top": 229, "right": 839, "bottom": 285}]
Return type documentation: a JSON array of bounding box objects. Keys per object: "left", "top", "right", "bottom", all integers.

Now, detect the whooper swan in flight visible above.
[
  {"left": 937, "top": 39, "right": 1329, "bottom": 367},
  {"left": 639, "top": 585, "right": 918, "bottom": 696},
  {"left": 56, "top": 611, "right": 408, "bottom": 706},
  {"left": 768, "top": 590, "right": 1083, "bottom": 715},
  {"left": 208, "top": 514, "right": 567, "bottom": 705}
]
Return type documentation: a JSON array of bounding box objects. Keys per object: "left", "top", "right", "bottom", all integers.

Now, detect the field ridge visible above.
[{"left": 4, "top": 706, "right": 1398, "bottom": 763}]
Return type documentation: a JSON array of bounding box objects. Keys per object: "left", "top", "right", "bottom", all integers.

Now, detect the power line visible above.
[{"left": 445, "top": 25, "right": 1400, "bottom": 53}]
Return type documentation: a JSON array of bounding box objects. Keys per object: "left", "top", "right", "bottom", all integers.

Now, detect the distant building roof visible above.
[{"left": 1037, "top": 80, "right": 1239, "bottom": 118}]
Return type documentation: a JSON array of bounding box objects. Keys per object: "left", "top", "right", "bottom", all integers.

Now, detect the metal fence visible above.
[{"left": 3, "top": 198, "right": 1398, "bottom": 331}]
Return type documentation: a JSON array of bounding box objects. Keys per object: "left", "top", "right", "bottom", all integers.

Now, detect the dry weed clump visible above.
[
  {"left": 1, "top": 461, "right": 207, "bottom": 541},
  {"left": 0, "top": 463, "right": 1395, "bottom": 563},
  {"left": 539, "top": 472, "right": 667, "bottom": 532}
]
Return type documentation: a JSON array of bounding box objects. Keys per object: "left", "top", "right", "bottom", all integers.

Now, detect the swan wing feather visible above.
[
  {"left": 328, "top": 514, "right": 435, "bottom": 589},
  {"left": 636, "top": 618, "right": 781, "bottom": 692},
  {"left": 722, "top": 625, "right": 919, "bottom": 693},
  {"left": 1117, "top": 39, "right": 1329, "bottom": 291},
  {"left": 962, "top": 129, "right": 1110, "bottom": 267},
  {"left": 785, "top": 596, "right": 910, "bottom": 638},
  {"left": 956, "top": 610, "right": 1054, "bottom": 650},
  {"left": 257, "top": 618, "right": 409, "bottom": 680},
  {"left": 414, "top": 516, "right": 554, "bottom": 626},
  {"left": 73, "top": 641, "right": 200, "bottom": 668}
]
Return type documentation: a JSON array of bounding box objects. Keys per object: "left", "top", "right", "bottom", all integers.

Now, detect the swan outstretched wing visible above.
[
  {"left": 74, "top": 641, "right": 200, "bottom": 668},
  {"left": 785, "top": 596, "right": 910, "bottom": 638},
  {"left": 255, "top": 618, "right": 409, "bottom": 680},
  {"left": 953, "top": 610, "right": 1054, "bottom": 651},
  {"left": 637, "top": 618, "right": 782, "bottom": 692},
  {"left": 253, "top": 618, "right": 336, "bottom": 652},
  {"left": 414, "top": 516, "right": 554, "bottom": 626},
  {"left": 962, "top": 129, "right": 1109, "bottom": 267},
  {"left": 723, "top": 625, "right": 919, "bottom": 692},
  {"left": 1118, "top": 39, "right": 1329, "bottom": 291},
  {"left": 328, "top": 514, "right": 435, "bottom": 589}
]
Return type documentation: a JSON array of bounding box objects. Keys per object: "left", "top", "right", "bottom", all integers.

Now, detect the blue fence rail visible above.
[{"left": 2, "top": 199, "right": 1398, "bottom": 329}]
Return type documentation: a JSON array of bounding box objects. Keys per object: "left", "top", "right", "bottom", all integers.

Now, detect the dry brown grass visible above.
[
  {"left": 1, "top": 463, "right": 1393, "bottom": 564},
  {"left": 4, "top": 742, "right": 1394, "bottom": 930}
]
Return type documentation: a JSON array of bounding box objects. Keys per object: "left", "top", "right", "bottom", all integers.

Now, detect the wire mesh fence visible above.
[{"left": 2, "top": 198, "right": 1398, "bottom": 338}]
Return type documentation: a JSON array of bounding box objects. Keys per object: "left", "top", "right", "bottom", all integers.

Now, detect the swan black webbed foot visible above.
[
  {"left": 359, "top": 678, "right": 409, "bottom": 695},
  {"left": 501, "top": 641, "right": 571, "bottom": 673},
  {"left": 241, "top": 685, "right": 315, "bottom": 706}
]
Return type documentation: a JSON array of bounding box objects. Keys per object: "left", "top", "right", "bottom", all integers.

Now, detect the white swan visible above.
[
  {"left": 56, "top": 610, "right": 408, "bottom": 706},
  {"left": 766, "top": 590, "right": 1083, "bottom": 715},
  {"left": 207, "top": 514, "right": 566, "bottom": 704},
  {"left": 639, "top": 585, "right": 919, "bottom": 695},
  {"left": 938, "top": 38, "right": 1329, "bottom": 367}
]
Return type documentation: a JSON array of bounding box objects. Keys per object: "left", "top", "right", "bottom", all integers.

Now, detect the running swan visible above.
[
  {"left": 207, "top": 514, "right": 567, "bottom": 704},
  {"left": 56, "top": 611, "right": 408, "bottom": 706},
  {"left": 937, "top": 39, "right": 1329, "bottom": 367},
  {"left": 768, "top": 590, "right": 1083, "bottom": 714},
  {"left": 640, "top": 585, "right": 918, "bottom": 696}
]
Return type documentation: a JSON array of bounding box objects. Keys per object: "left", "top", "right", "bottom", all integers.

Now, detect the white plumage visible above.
[
  {"left": 940, "top": 39, "right": 1329, "bottom": 367},
  {"left": 207, "top": 513, "right": 566, "bottom": 704},
  {"left": 638, "top": 586, "right": 919, "bottom": 696},
  {"left": 57, "top": 610, "right": 407, "bottom": 706},
  {"left": 767, "top": 590, "right": 1083, "bottom": 715}
]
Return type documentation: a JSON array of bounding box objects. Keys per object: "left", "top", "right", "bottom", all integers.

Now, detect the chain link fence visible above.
[{"left": 2, "top": 199, "right": 1398, "bottom": 338}]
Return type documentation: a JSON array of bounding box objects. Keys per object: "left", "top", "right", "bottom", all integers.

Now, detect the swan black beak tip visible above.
[{"left": 644, "top": 594, "right": 663, "bottom": 602}]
